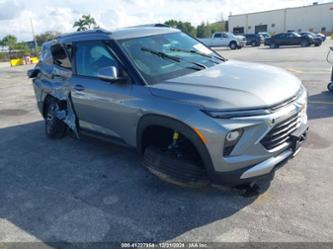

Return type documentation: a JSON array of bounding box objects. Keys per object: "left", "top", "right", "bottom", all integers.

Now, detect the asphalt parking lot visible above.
[{"left": 0, "top": 40, "right": 333, "bottom": 244}]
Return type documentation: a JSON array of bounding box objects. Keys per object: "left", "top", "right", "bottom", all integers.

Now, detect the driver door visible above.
[{"left": 70, "top": 40, "right": 133, "bottom": 140}]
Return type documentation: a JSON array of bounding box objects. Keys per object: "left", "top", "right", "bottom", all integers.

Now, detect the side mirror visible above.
[{"left": 97, "top": 66, "right": 119, "bottom": 81}]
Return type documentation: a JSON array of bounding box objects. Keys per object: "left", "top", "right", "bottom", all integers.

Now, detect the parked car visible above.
[
  {"left": 264, "top": 32, "right": 313, "bottom": 48},
  {"left": 199, "top": 32, "right": 246, "bottom": 50},
  {"left": 258, "top": 32, "right": 270, "bottom": 40},
  {"left": 317, "top": 33, "right": 326, "bottom": 41},
  {"left": 245, "top": 34, "right": 262, "bottom": 46},
  {"left": 28, "top": 26, "right": 308, "bottom": 187},
  {"left": 300, "top": 32, "right": 322, "bottom": 46}
]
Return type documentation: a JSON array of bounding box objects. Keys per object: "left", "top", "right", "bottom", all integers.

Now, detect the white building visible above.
[{"left": 229, "top": 2, "right": 333, "bottom": 34}]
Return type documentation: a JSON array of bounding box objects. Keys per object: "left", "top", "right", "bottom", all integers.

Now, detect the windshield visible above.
[
  {"left": 292, "top": 32, "right": 301, "bottom": 37},
  {"left": 118, "top": 32, "right": 224, "bottom": 84}
]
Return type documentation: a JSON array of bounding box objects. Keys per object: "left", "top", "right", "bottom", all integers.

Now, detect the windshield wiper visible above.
[
  {"left": 170, "top": 47, "right": 224, "bottom": 64},
  {"left": 141, "top": 47, "right": 207, "bottom": 70}
]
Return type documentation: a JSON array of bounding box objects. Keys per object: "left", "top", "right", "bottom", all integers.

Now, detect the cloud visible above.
[
  {"left": 0, "top": 0, "right": 21, "bottom": 20},
  {"left": 0, "top": 0, "right": 331, "bottom": 40}
]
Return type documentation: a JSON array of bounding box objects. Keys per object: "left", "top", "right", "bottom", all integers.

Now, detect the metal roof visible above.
[{"left": 56, "top": 24, "right": 180, "bottom": 43}]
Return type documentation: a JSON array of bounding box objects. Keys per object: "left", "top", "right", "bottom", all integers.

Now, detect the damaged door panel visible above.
[{"left": 29, "top": 41, "right": 79, "bottom": 136}]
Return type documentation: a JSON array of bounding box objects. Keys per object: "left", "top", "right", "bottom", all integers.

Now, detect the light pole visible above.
[{"left": 30, "top": 18, "right": 38, "bottom": 53}]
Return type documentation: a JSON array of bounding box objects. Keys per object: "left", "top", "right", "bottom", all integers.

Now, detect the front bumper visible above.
[
  {"left": 237, "top": 40, "right": 246, "bottom": 47},
  {"left": 207, "top": 112, "right": 309, "bottom": 186}
]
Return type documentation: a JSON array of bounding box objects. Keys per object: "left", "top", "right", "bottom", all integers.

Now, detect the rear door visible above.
[
  {"left": 276, "top": 34, "right": 287, "bottom": 45},
  {"left": 69, "top": 40, "right": 133, "bottom": 140},
  {"left": 286, "top": 33, "right": 299, "bottom": 45}
]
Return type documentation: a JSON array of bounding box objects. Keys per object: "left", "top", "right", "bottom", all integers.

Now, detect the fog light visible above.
[
  {"left": 223, "top": 129, "right": 243, "bottom": 156},
  {"left": 226, "top": 130, "right": 241, "bottom": 142}
]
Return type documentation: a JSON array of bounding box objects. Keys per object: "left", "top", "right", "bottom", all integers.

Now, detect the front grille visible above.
[{"left": 261, "top": 112, "right": 299, "bottom": 150}]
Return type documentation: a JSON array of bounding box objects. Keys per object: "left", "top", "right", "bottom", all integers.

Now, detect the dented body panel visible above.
[{"left": 29, "top": 27, "right": 308, "bottom": 186}]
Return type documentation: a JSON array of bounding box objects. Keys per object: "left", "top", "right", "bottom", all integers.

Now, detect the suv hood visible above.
[{"left": 149, "top": 60, "right": 301, "bottom": 110}]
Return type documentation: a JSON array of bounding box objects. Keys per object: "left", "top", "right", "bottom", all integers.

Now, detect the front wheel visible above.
[
  {"left": 142, "top": 146, "right": 209, "bottom": 187},
  {"left": 270, "top": 43, "right": 277, "bottom": 48},
  {"left": 45, "top": 99, "right": 67, "bottom": 139},
  {"left": 301, "top": 40, "right": 309, "bottom": 47},
  {"left": 328, "top": 82, "right": 333, "bottom": 92},
  {"left": 229, "top": 41, "right": 237, "bottom": 50}
]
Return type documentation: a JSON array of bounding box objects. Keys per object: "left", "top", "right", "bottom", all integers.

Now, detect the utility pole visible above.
[{"left": 30, "top": 18, "right": 38, "bottom": 52}]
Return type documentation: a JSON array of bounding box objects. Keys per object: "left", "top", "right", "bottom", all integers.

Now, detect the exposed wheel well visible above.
[
  {"left": 42, "top": 95, "right": 67, "bottom": 118},
  {"left": 140, "top": 125, "right": 204, "bottom": 167}
]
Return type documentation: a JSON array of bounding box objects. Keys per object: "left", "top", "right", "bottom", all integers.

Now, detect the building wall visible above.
[{"left": 229, "top": 2, "right": 333, "bottom": 34}]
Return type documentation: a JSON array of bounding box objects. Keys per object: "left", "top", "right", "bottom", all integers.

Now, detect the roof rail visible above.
[
  {"left": 127, "top": 23, "right": 170, "bottom": 28},
  {"left": 56, "top": 28, "right": 111, "bottom": 39}
]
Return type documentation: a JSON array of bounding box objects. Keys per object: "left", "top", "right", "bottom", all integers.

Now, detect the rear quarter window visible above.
[
  {"left": 40, "top": 46, "right": 53, "bottom": 65},
  {"left": 50, "top": 44, "right": 72, "bottom": 69}
]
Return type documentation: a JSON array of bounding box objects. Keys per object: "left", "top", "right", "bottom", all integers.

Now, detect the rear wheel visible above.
[
  {"left": 44, "top": 98, "right": 67, "bottom": 139},
  {"left": 229, "top": 41, "right": 237, "bottom": 50},
  {"left": 251, "top": 41, "right": 257, "bottom": 47}
]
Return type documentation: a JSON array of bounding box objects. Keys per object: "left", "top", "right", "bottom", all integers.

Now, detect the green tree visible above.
[
  {"left": 35, "top": 31, "right": 61, "bottom": 46},
  {"left": 1, "top": 35, "right": 17, "bottom": 51},
  {"left": 73, "top": 14, "right": 99, "bottom": 31},
  {"left": 164, "top": 19, "right": 196, "bottom": 37},
  {"left": 196, "top": 22, "right": 211, "bottom": 38}
]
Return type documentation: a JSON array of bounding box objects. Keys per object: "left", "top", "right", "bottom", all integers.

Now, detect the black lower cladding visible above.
[{"left": 290, "top": 123, "right": 309, "bottom": 152}]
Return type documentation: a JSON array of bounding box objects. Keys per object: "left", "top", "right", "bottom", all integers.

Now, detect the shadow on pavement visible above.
[
  {"left": 0, "top": 121, "right": 271, "bottom": 244},
  {"left": 308, "top": 91, "right": 333, "bottom": 120}
]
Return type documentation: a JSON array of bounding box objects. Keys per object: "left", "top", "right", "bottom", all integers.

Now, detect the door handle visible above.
[{"left": 74, "top": 84, "right": 85, "bottom": 91}]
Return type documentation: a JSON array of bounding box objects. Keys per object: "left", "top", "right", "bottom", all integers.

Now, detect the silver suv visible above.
[{"left": 28, "top": 25, "right": 308, "bottom": 187}]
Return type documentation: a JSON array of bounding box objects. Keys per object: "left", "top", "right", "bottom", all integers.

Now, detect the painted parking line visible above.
[
  {"left": 287, "top": 68, "right": 331, "bottom": 74},
  {"left": 309, "top": 100, "right": 333, "bottom": 105},
  {"left": 287, "top": 68, "right": 303, "bottom": 73}
]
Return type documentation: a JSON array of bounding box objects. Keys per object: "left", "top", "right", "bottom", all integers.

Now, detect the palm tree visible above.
[{"left": 73, "top": 14, "right": 98, "bottom": 31}]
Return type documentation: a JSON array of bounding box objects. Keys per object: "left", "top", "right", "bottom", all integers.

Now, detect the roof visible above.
[
  {"left": 56, "top": 25, "right": 180, "bottom": 43},
  {"left": 229, "top": 1, "right": 333, "bottom": 17}
]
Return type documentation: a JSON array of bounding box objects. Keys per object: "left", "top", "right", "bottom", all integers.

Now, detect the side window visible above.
[
  {"left": 222, "top": 33, "right": 228, "bottom": 38},
  {"left": 287, "top": 33, "right": 294, "bottom": 38},
  {"left": 213, "top": 33, "right": 222, "bottom": 38},
  {"left": 50, "top": 44, "right": 71, "bottom": 69},
  {"left": 75, "top": 41, "right": 120, "bottom": 77}
]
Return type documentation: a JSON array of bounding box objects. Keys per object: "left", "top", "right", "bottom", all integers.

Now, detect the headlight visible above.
[{"left": 203, "top": 109, "right": 270, "bottom": 119}]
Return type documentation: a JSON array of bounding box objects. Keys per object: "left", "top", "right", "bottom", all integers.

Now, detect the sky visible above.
[{"left": 0, "top": 0, "right": 331, "bottom": 41}]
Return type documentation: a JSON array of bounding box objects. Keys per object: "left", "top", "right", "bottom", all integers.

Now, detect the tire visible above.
[
  {"left": 301, "top": 40, "right": 309, "bottom": 47},
  {"left": 142, "top": 146, "right": 209, "bottom": 187},
  {"left": 251, "top": 41, "right": 256, "bottom": 47},
  {"left": 229, "top": 41, "right": 237, "bottom": 50},
  {"left": 315, "top": 42, "right": 321, "bottom": 47},
  {"left": 45, "top": 99, "right": 67, "bottom": 139},
  {"left": 270, "top": 43, "right": 277, "bottom": 49},
  {"left": 328, "top": 82, "right": 333, "bottom": 92}
]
